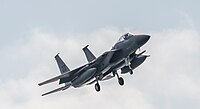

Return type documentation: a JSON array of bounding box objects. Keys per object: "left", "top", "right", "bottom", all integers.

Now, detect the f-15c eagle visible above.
[{"left": 38, "top": 32, "right": 150, "bottom": 96}]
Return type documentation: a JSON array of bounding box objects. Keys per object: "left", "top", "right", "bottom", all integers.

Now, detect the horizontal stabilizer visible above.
[{"left": 42, "top": 85, "right": 70, "bottom": 96}]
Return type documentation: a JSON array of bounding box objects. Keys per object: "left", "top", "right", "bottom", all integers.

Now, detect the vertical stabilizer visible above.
[
  {"left": 55, "top": 53, "right": 70, "bottom": 74},
  {"left": 82, "top": 45, "right": 96, "bottom": 62}
]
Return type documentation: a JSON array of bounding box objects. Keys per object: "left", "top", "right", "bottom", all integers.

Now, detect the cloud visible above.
[
  {"left": 0, "top": 27, "right": 199, "bottom": 109},
  {"left": 178, "top": 11, "right": 196, "bottom": 29}
]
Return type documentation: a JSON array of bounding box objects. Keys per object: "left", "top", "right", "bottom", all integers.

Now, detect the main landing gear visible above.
[
  {"left": 114, "top": 71, "right": 124, "bottom": 86},
  {"left": 94, "top": 71, "right": 125, "bottom": 92},
  {"left": 125, "top": 56, "right": 134, "bottom": 75},
  {"left": 95, "top": 82, "right": 100, "bottom": 92}
]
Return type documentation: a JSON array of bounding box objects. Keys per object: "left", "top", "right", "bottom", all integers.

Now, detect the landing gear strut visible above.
[
  {"left": 125, "top": 56, "right": 134, "bottom": 75},
  {"left": 115, "top": 72, "right": 124, "bottom": 86}
]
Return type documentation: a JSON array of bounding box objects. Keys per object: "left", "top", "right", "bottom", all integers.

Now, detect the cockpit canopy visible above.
[{"left": 117, "top": 32, "right": 134, "bottom": 42}]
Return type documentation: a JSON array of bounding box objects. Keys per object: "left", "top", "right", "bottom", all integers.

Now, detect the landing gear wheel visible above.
[
  {"left": 118, "top": 77, "right": 124, "bottom": 86},
  {"left": 95, "top": 83, "right": 100, "bottom": 92},
  {"left": 130, "top": 70, "right": 133, "bottom": 75}
]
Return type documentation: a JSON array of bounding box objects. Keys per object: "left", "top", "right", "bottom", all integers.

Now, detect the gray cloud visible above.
[{"left": 0, "top": 27, "right": 199, "bottom": 109}]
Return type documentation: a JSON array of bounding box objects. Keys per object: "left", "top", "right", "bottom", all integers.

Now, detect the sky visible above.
[{"left": 0, "top": 0, "right": 200, "bottom": 109}]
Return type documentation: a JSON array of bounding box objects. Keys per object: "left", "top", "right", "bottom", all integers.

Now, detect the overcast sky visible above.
[{"left": 0, "top": 0, "right": 200, "bottom": 109}]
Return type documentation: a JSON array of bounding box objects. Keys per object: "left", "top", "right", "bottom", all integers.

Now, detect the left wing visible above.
[{"left": 38, "top": 64, "right": 87, "bottom": 86}]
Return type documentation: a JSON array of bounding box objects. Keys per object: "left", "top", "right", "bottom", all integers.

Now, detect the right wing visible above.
[{"left": 42, "top": 84, "right": 70, "bottom": 96}]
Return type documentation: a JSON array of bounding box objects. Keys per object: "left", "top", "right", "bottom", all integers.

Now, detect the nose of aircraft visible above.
[{"left": 135, "top": 35, "right": 150, "bottom": 47}]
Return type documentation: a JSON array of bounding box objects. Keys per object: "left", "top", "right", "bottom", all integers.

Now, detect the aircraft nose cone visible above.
[
  {"left": 136, "top": 35, "right": 150, "bottom": 47},
  {"left": 144, "top": 35, "right": 150, "bottom": 42}
]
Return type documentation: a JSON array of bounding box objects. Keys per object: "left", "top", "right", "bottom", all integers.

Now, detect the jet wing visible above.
[
  {"left": 38, "top": 73, "right": 70, "bottom": 86},
  {"left": 42, "top": 84, "right": 70, "bottom": 96},
  {"left": 38, "top": 64, "right": 87, "bottom": 86},
  {"left": 109, "top": 49, "right": 123, "bottom": 63},
  {"left": 99, "top": 49, "right": 120, "bottom": 63}
]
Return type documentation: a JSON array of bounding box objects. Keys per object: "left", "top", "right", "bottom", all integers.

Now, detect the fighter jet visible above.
[{"left": 38, "top": 32, "right": 150, "bottom": 96}]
